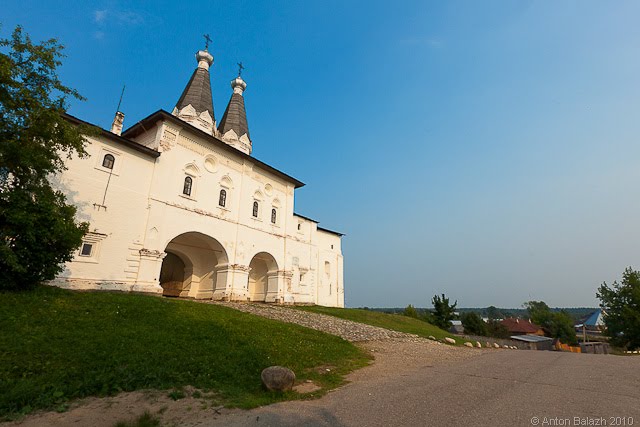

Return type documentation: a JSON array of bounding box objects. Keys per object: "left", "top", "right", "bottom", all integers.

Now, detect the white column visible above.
[
  {"left": 337, "top": 255, "right": 345, "bottom": 308},
  {"left": 266, "top": 270, "right": 293, "bottom": 303},
  {"left": 227, "top": 264, "right": 251, "bottom": 301},
  {"left": 212, "top": 263, "right": 232, "bottom": 301},
  {"left": 132, "top": 249, "right": 165, "bottom": 294}
]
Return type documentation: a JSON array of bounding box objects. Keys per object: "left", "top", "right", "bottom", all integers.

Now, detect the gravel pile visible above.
[{"left": 203, "top": 301, "right": 420, "bottom": 342}]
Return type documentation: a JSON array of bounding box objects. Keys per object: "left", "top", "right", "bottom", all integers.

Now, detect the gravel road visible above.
[
  {"left": 205, "top": 301, "right": 419, "bottom": 342},
  {"left": 206, "top": 344, "right": 640, "bottom": 427}
]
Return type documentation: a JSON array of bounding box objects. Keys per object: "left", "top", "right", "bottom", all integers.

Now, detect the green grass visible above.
[
  {"left": 0, "top": 286, "right": 371, "bottom": 419},
  {"left": 294, "top": 306, "right": 456, "bottom": 342}
]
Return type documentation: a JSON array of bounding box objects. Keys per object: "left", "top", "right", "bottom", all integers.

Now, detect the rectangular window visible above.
[
  {"left": 80, "top": 243, "right": 93, "bottom": 257},
  {"left": 75, "top": 232, "right": 106, "bottom": 263}
]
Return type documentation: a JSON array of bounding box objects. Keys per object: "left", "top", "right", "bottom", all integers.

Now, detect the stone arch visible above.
[
  {"left": 158, "top": 251, "right": 189, "bottom": 297},
  {"left": 248, "top": 252, "right": 279, "bottom": 302},
  {"left": 159, "top": 232, "right": 228, "bottom": 299}
]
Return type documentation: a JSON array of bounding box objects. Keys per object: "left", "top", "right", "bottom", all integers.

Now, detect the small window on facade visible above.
[
  {"left": 219, "top": 189, "right": 227, "bottom": 207},
  {"left": 183, "top": 176, "right": 193, "bottom": 196},
  {"left": 298, "top": 223, "right": 302, "bottom": 231},
  {"left": 80, "top": 242, "right": 93, "bottom": 257},
  {"left": 271, "top": 208, "right": 277, "bottom": 224},
  {"left": 252, "top": 201, "right": 259, "bottom": 217},
  {"left": 331, "top": 244, "right": 334, "bottom": 249},
  {"left": 102, "top": 154, "right": 115, "bottom": 169}
]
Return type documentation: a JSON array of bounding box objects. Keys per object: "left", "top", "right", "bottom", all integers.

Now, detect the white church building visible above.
[{"left": 52, "top": 45, "right": 345, "bottom": 307}]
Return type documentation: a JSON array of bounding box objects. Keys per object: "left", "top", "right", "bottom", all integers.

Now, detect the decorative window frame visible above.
[
  {"left": 182, "top": 176, "right": 193, "bottom": 196},
  {"left": 218, "top": 188, "right": 227, "bottom": 208},
  {"left": 270, "top": 198, "right": 281, "bottom": 226},
  {"left": 252, "top": 200, "right": 261, "bottom": 220},
  {"left": 95, "top": 147, "right": 122, "bottom": 176},
  {"left": 218, "top": 175, "right": 233, "bottom": 211},
  {"left": 102, "top": 153, "right": 115, "bottom": 170},
  {"left": 179, "top": 163, "right": 200, "bottom": 201},
  {"left": 252, "top": 190, "right": 264, "bottom": 221},
  {"left": 74, "top": 232, "right": 107, "bottom": 264}
]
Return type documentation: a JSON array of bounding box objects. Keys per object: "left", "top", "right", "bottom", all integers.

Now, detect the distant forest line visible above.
[{"left": 364, "top": 307, "right": 598, "bottom": 322}]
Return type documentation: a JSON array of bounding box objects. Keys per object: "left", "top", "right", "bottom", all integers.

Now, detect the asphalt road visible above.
[{"left": 210, "top": 350, "right": 640, "bottom": 427}]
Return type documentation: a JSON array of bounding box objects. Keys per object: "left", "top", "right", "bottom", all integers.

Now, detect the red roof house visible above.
[{"left": 500, "top": 318, "right": 545, "bottom": 336}]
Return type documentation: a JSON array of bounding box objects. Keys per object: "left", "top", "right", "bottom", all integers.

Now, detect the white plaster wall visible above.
[
  {"left": 52, "top": 134, "right": 155, "bottom": 290},
  {"left": 53, "top": 118, "right": 345, "bottom": 307},
  {"left": 285, "top": 238, "right": 317, "bottom": 304},
  {"left": 315, "top": 230, "right": 344, "bottom": 307}
]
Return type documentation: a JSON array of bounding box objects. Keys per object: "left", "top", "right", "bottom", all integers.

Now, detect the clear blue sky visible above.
[{"left": 4, "top": 1, "right": 640, "bottom": 308}]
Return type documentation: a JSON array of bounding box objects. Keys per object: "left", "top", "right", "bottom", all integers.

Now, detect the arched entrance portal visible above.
[
  {"left": 248, "top": 252, "right": 279, "bottom": 302},
  {"left": 158, "top": 252, "right": 186, "bottom": 297},
  {"left": 158, "top": 232, "right": 228, "bottom": 299}
]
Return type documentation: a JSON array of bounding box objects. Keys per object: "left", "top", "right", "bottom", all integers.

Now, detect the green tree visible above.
[
  {"left": 403, "top": 304, "right": 419, "bottom": 319},
  {"left": 524, "top": 300, "right": 577, "bottom": 345},
  {"left": 597, "top": 267, "right": 640, "bottom": 350},
  {"left": 430, "top": 293, "right": 457, "bottom": 330},
  {"left": 486, "top": 319, "right": 511, "bottom": 339},
  {"left": 0, "top": 26, "right": 94, "bottom": 290},
  {"left": 524, "top": 301, "right": 553, "bottom": 326},
  {"left": 460, "top": 311, "right": 488, "bottom": 336},
  {"left": 549, "top": 310, "right": 578, "bottom": 345},
  {"left": 486, "top": 305, "right": 502, "bottom": 320}
]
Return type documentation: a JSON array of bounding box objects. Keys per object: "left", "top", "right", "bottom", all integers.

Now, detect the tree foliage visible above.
[
  {"left": 597, "top": 267, "right": 640, "bottom": 350},
  {"left": 524, "top": 300, "right": 577, "bottom": 345},
  {"left": 403, "top": 304, "right": 419, "bottom": 319},
  {"left": 0, "top": 26, "right": 94, "bottom": 290},
  {"left": 524, "top": 301, "right": 553, "bottom": 326},
  {"left": 460, "top": 311, "right": 488, "bottom": 336},
  {"left": 430, "top": 293, "right": 457, "bottom": 330},
  {"left": 486, "top": 319, "right": 511, "bottom": 339},
  {"left": 485, "top": 305, "right": 502, "bottom": 320}
]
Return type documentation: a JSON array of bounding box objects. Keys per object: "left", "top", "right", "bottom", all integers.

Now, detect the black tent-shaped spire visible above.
[
  {"left": 175, "top": 50, "right": 215, "bottom": 121},
  {"left": 219, "top": 76, "right": 249, "bottom": 140}
]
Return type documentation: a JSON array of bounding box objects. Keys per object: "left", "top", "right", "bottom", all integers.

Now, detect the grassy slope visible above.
[
  {"left": 295, "top": 306, "right": 456, "bottom": 341},
  {"left": 0, "top": 287, "right": 370, "bottom": 419}
]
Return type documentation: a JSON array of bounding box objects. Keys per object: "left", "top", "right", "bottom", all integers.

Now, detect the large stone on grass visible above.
[
  {"left": 261, "top": 366, "right": 296, "bottom": 392},
  {"left": 464, "top": 342, "right": 474, "bottom": 348},
  {"left": 444, "top": 337, "right": 456, "bottom": 344}
]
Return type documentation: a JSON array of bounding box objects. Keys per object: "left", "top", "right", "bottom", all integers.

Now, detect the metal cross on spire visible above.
[
  {"left": 203, "top": 34, "right": 212, "bottom": 50},
  {"left": 237, "top": 62, "right": 245, "bottom": 77}
]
